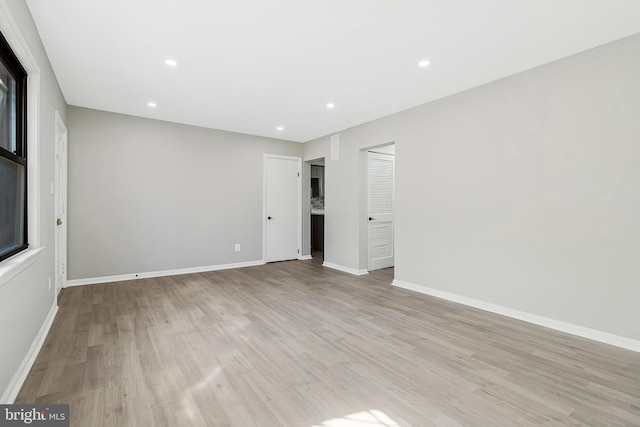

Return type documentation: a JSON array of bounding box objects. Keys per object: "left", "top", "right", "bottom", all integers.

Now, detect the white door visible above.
[
  {"left": 265, "top": 155, "right": 301, "bottom": 262},
  {"left": 367, "top": 151, "right": 395, "bottom": 270},
  {"left": 54, "top": 112, "right": 68, "bottom": 295}
]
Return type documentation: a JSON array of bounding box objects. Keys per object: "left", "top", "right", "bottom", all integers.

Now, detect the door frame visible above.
[
  {"left": 54, "top": 110, "right": 68, "bottom": 294},
  {"left": 263, "top": 154, "right": 302, "bottom": 262},
  {"left": 303, "top": 157, "right": 325, "bottom": 260}
]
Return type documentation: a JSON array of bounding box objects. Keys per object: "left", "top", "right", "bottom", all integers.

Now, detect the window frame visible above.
[{"left": 0, "top": 30, "right": 28, "bottom": 262}]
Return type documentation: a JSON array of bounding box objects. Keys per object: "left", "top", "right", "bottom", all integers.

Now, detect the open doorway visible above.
[
  {"left": 308, "top": 158, "right": 325, "bottom": 262},
  {"left": 363, "top": 143, "right": 395, "bottom": 272}
]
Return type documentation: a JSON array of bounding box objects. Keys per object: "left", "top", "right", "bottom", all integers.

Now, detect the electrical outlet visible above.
[{"left": 235, "top": 244, "right": 241, "bottom": 252}]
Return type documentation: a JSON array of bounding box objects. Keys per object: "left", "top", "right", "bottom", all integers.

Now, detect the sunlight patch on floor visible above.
[
  {"left": 181, "top": 366, "right": 223, "bottom": 423},
  {"left": 312, "top": 409, "right": 400, "bottom": 427}
]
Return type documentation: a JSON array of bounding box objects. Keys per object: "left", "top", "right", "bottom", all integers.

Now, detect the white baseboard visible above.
[
  {"left": 66, "top": 260, "right": 266, "bottom": 287},
  {"left": 298, "top": 255, "right": 313, "bottom": 261},
  {"left": 392, "top": 279, "right": 640, "bottom": 353},
  {"left": 1, "top": 301, "right": 58, "bottom": 403},
  {"left": 322, "top": 261, "right": 368, "bottom": 276}
]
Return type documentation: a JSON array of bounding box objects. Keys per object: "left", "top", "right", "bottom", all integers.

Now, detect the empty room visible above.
[{"left": 1, "top": 0, "right": 640, "bottom": 425}]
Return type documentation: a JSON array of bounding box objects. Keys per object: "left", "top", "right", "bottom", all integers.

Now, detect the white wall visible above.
[
  {"left": 0, "top": 0, "right": 67, "bottom": 401},
  {"left": 304, "top": 33, "right": 640, "bottom": 343},
  {"left": 67, "top": 107, "right": 302, "bottom": 280}
]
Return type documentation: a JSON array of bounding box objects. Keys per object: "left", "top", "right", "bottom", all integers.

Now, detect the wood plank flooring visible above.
[{"left": 16, "top": 258, "right": 640, "bottom": 426}]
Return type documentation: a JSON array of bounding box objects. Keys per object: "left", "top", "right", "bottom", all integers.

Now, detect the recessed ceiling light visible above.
[
  {"left": 326, "top": 103, "right": 335, "bottom": 109},
  {"left": 276, "top": 126, "right": 284, "bottom": 131},
  {"left": 147, "top": 102, "right": 157, "bottom": 108},
  {"left": 165, "top": 59, "right": 178, "bottom": 66},
  {"left": 418, "top": 59, "right": 431, "bottom": 68}
]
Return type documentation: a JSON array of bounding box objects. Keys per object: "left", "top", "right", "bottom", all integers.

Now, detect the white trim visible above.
[
  {"left": 54, "top": 111, "right": 68, "bottom": 294},
  {"left": 263, "top": 156, "right": 267, "bottom": 261},
  {"left": 66, "top": 259, "right": 266, "bottom": 287},
  {"left": 298, "top": 255, "right": 312, "bottom": 261},
  {"left": 263, "top": 154, "right": 303, "bottom": 263},
  {"left": 0, "top": 2, "right": 42, "bottom": 248},
  {"left": 54, "top": 110, "right": 67, "bottom": 132},
  {"left": 0, "top": 247, "right": 44, "bottom": 289},
  {"left": 323, "top": 261, "right": 369, "bottom": 276},
  {"left": 1, "top": 301, "right": 58, "bottom": 404},
  {"left": 27, "top": 74, "right": 41, "bottom": 248},
  {"left": 392, "top": 279, "right": 640, "bottom": 353}
]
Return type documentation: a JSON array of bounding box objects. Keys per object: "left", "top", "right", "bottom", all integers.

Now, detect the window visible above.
[{"left": 0, "top": 31, "right": 27, "bottom": 262}]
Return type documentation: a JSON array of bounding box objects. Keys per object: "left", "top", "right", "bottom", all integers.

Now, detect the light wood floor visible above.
[{"left": 17, "top": 258, "right": 640, "bottom": 426}]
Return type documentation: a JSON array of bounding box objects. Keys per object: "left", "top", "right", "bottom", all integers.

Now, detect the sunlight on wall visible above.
[{"left": 312, "top": 409, "right": 400, "bottom": 427}]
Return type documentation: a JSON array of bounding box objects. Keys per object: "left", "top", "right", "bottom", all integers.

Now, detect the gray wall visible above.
[
  {"left": 0, "top": 0, "right": 67, "bottom": 400},
  {"left": 67, "top": 107, "right": 302, "bottom": 280},
  {"left": 304, "top": 33, "right": 640, "bottom": 341}
]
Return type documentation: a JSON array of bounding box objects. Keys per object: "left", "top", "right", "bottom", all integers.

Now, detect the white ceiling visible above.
[{"left": 25, "top": 0, "right": 640, "bottom": 143}]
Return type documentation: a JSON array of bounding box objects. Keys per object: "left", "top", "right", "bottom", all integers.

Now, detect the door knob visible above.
[
  {"left": 268, "top": 216, "right": 273, "bottom": 220},
  {"left": 57, "top": 218, "right": 62, "bottom": 225},
  {"left": 368, "top": 217, "right": 374, "bottom": 221}
]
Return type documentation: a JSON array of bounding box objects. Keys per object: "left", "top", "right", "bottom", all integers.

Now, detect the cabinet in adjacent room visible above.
[{"left": 311, "top": 214, "right": 324, "bottom": 251}]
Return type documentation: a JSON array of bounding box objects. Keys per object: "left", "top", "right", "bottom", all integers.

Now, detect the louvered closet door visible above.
[{"left": 367, "top": 151, "right": 395, "bottom": 270}]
